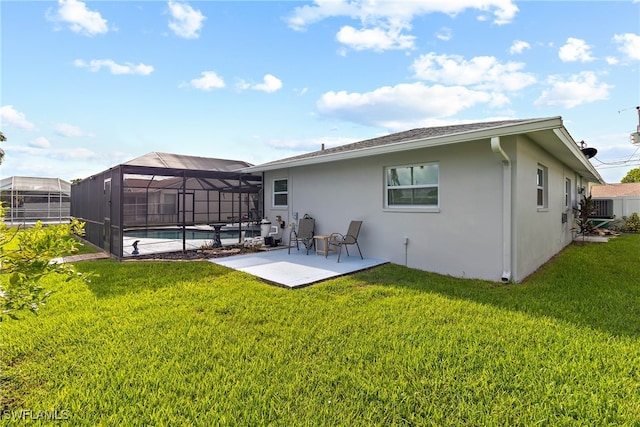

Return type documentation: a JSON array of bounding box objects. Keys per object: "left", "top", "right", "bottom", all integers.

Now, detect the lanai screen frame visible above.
[{"left": 71, "top": 163, "right": 262, "bottom": 259}]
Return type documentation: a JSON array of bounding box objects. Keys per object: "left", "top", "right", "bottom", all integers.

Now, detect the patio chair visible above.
[
  {"left": 288, "top": 217, "right": 315, "bottom": 255},
  {"left": 328, "top": 220, "right": 363, "bottom": 262}
]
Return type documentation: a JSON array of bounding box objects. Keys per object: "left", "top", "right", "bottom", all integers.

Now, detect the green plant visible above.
[
  {"left": 574, "top": 194, "right": 595, "bottom": 236},
  {"left": 622, "top": 212, "right": 640, "bottom": 232},
  {"left": 0, "top": 207, "right": 89, "bottom": 321}
]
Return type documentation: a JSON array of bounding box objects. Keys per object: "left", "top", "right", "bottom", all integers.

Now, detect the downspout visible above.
[{"left": 490, "top": 137, "right": 512, "bottom": 283}]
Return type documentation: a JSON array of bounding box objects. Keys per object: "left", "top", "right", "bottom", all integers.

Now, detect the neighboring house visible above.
[
  {"left": 591, "top": 182, "right": 640, "bottom": 219},
  {"left": 244, "top": 117, "right": 603, "bottom": 283},
  {"left": 0, "top": 176, "right": 71, "bottom": 223}
]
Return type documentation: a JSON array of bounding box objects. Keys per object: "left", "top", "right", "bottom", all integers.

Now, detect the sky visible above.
[{"left": 1, "top": 0, "right": 639, "bottom": 184}]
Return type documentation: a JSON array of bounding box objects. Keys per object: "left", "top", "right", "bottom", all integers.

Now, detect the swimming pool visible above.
[{"left": 124, "top": 227, "right": 260, "bottom": 241}]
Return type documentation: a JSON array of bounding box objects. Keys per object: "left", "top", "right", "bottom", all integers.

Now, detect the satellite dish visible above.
[{"left": 581, "top": 147, "right": 597, "bottom": 159}]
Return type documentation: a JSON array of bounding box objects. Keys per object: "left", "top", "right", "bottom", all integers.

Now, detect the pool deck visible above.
[
  {"left": 122, "top": 224, "right": 261, "bottom": 257},
  {"left": 122, "top": 235, "right": 242, "bottom": 257}
]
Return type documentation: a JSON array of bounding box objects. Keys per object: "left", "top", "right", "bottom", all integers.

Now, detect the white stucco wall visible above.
[
  {"left": 511, "top": 135, "right": 581, "bottom": 282},
  {"left": 263, "top": 140, "right": 507, "bottom": 282}
]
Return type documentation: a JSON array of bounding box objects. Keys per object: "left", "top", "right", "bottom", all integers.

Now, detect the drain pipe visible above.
[{"left": 490, "top": 136, "right": 512, "bottom": 283}]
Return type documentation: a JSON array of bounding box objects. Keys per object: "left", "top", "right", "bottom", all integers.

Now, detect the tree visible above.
[
  {"left": 0, "top": 130, "right": 6, "bottom": 165},
  {"left": 621, "top": 167, "right": 640, "bottom": 183}
]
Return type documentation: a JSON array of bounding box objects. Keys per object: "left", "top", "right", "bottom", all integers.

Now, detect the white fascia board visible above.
[{"left": 243, "top": 117, "right": 564, "bottom": 173}]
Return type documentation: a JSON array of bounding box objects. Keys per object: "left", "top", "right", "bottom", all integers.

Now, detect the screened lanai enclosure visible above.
[
  {"left": 0, "top": 176, "right": 71, "bottom": 224},
  {"left": 71, "top": 152, "right": 263, "bottom": 258}
]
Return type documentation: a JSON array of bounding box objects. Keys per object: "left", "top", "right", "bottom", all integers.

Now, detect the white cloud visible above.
[
  {"left": 534, "top": 71, "right": 612, "bottom": 109},
  {"left": 336, "top": 25, "right": 415, "bottom": 51},
  {"left": 74, "top": 59, "right": 154, "bottom": 75},
  {"left": 249, "top": 74, "right": 283, "bottom": 93},
  {"left": 435, "top": 27, "right": 452, "bottom": 41},
  {"left": 56, "top": 147, "right": 99, "bottom": 161},
  {"left": 183, "top": 71, "right": 226, "bottom": 91},
  {"left": 0, "top": 105, "right": 35, "bottom": 130},
  {"left": 613, "top": 33, "right": 640, "bottom": 60},
  {"left": 55, "top": 123, "right": 85, "bottom": 137},
  {"left": 509, "top": 40, "right": 530, "bottom": 54},
  {"left": 29, "top": 137, "right": 52, "bottom": 149},
  {"left": 267, "top": 135, "right": 357, "bottom": 151},
  {"left": 286, "top": 0, "right": 517, "bottom": 52},
  {"left": 559, "top": 37, "right": 594, "bottom": 62},
  {"left": 411, "top": 52, "right": 536, "bottom": 92},
  {"left": 48, "top": 0, "right": 108, "bottom": 36},
  {"left": 168, "top": 1, "right": 206, "bottom": 39},
  {"left": 287, "top": 0, "right": 518, "bottom": 31},
  {"left": 0, "top": 144, "right": 125, "bottom": 180},
  {"left": 235, "top": 80, "right": 251, "bottom": 91},
  {"left": 317, "top": 82, "right": 504, "bottom": 130},
  {"left": 12, "top": 145, "right": 98, "bottom": 160}
]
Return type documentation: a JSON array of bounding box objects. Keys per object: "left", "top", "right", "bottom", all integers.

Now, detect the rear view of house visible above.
[{"left": 245, "top": 117, "right": 603, "bottom": 283}]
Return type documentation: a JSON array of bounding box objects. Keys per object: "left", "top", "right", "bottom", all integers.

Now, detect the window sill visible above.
[
  {"left": 537, "top": 207, "right": 549, "bottom": 212},
  {"left": 383, "top": 207, "right": 440, "bottom": 213}
]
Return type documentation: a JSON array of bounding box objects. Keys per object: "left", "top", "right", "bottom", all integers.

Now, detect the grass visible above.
[{"left": 1, "top": 235, "right": 640, "bottom": 425}]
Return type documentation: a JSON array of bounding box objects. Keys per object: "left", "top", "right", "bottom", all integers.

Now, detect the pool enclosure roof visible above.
[
  {"left": 116, "top": 152, "right": 262, "bottom": 192},
  {"left": 123, "top": 152, "right": 251, "bottom": 172},
  {"left": 0, "top": 176, "right": 71, "bottom": 194}
]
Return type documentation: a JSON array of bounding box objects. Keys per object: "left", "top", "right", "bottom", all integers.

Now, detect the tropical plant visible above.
[{"left": 574, "top": 194, "right": 595, "bottom": 236}]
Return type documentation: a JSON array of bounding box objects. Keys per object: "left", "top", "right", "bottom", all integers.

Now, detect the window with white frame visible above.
[
  {"left": 385, "top": 163, "right": 439, "bottom": 208},
  {"left": 565, "top": 178, "right": 571, "bottom": 209},
  {"left": 273, "top": 178, "right": 288, "bottom": 208},
  {"left": 537, "top": 165, "right": 548, "bottom": 209}
]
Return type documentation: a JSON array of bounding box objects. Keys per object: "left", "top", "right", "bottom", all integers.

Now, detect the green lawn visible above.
[{"left": 1, "top": 235, "right": 639, "bottom": 425}]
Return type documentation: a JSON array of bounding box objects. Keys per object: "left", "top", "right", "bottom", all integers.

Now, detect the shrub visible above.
[
  {"left": 622, "top": 212, "right": 640, "bottom": 233},
  {"left": 0, "top": 205, "right": 89, "bottom": 321}
]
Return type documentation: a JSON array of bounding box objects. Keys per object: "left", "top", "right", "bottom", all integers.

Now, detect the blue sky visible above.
[{"left": 1, "top": 0, "right": 639, "bottom": 183}]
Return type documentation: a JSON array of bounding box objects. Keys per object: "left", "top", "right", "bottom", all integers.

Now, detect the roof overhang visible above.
[{"left": 243, "top": 117, "right": 603, "bottom": 184}]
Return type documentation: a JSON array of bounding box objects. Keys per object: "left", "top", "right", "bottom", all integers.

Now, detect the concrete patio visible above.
[{"left": 210, "top": 247, "right": 388, "bottom": 288}]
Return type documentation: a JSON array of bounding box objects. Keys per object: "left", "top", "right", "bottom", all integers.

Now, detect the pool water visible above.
[{"left": 124, "top": 228, "right": 260, "bottom": 240}]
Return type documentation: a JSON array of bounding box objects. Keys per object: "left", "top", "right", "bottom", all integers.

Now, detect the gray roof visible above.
[
  {"left": 124, "top": 152, "right": 253, "bottom": 172},
  {"left": 244, "top": 117, "right": 603, "bottom": 183},
  {"left": 256, "top": 119, "right": 531, "bottom": 167}
]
